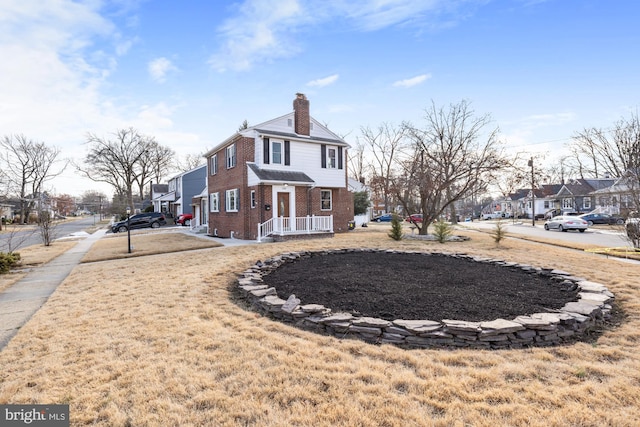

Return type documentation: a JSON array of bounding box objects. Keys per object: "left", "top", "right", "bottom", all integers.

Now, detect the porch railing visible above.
[{"left": 258, "top": 215, "right": 333, "bottom": 242}]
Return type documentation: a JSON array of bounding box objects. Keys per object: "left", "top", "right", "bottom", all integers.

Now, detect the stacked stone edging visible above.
[{"left": 234, "top": 248, "right": 615, "bottom": 350}]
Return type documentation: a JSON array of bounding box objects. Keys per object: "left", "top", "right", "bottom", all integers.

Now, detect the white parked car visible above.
[
  {"left": 482, "top": 212, "right": 502, "bottom": 220},
  {"left": 544, "top": 215, "right": 589, "bottom": 233}
]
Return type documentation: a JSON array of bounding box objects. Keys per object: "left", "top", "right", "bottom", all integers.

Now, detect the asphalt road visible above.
[
  {"left": 0, "top": 215, "right": 103, "bottom": 252},
  {"left": 459, "top": 219, "right": 631, "bottom": 248}
]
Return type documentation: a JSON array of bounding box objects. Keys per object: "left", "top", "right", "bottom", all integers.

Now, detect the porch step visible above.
[{"left": 271, "top": 232, "right": 334, "bottom": 242}]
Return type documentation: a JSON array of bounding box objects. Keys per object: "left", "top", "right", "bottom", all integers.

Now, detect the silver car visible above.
[{"left": 544, "top": 215, "right": 589, "bottom": 232}]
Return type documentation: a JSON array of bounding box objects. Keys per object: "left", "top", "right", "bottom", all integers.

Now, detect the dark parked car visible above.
[
  {"left": 111, "top": 212, "right": 167, "bottom": 233},
  {"left": 176, "top": 213, "right": 193, "bottom": 226},
  {"left": 578, "top": 213, "right": 625, "bottom": 226},
  {"left": 372, "top": 213, "right": 394, "bottom": 222}
]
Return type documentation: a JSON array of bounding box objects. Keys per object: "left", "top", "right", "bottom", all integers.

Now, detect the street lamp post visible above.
[
  {"left": 126, "top": 206, "right": 132, "bottom": 253},
  {"left": 528, "top": 158, "right": 535, "bottom": 226}
]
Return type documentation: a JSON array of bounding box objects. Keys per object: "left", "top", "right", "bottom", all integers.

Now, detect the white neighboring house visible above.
[{"left": 590, "top": 169, "right": 639, "bottom": 216}]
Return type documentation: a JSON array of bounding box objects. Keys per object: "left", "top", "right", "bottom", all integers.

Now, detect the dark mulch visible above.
[{"left": 262, "top": 252, "right": 581, "bottom": 322}]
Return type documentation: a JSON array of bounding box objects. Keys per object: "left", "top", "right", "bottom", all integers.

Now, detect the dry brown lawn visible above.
[
  {"left": 1, "top": 225, "right": 639, "bottom": 426},
  {"left": 82, "top": 230, "right": 222, "bottom": 263},
  {"left": 0, "top": 241, "right": 76, "bottom": 293}
]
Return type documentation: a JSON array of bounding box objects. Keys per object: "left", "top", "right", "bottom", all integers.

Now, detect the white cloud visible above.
[
  {"left": 307, "top": 74, "right": 339, "bottom": 87},
  {"left": 393, "top": 74, "right": 432, "bottom": 88},
  {"left": 208, "top": 0, "right": 305, "bottom": 72},
  {"left": 0, "top": 1, "right": 147, "bottom": 196},
  {"left": 148, "top": 57, "right": 177, "bottom": 83},
  {"left": 209, "top": 0, "right": 478, "bottom": 71}
]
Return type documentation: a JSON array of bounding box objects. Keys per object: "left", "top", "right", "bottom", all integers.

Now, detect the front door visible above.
[{"left": 277, "top": 192, "right": 290, "bottom": 231}]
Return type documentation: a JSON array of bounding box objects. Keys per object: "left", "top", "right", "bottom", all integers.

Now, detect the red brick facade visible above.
[
  {"left": 206, "top": 95, "right": 353, "bottom": 241},
  {"left": 293, "top": 93, "right": 310, "bottom": 136},
  {"left": 207, "top": 136, "right": 255, "bottom": 239}
]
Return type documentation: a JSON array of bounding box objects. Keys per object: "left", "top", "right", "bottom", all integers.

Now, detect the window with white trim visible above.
[
  {"left": 210, "top": 192, "right": 219, "bottom": 212},
  {"left": 327, "top": 148, "right": 337, "bottom": 169},
  {"left": 562, "top": 197, "right": 573, "bottom": 209},
  {"left": 226, "top": 189, "right": 239, "bottom": 212},
  {"left": 210, "top": 154, "right": 218, "bottom": 175},
  {"left": 250, "top": 190, "right": 256, "bottom": 208},
  {"left": 226, "top": 144, "right": 236, "bottom": 169},
  {"left": 583, "top": 197, "right": 591, "bottom": 209},
  {"left": 321, "top": 190, "right": 332, "bottom": 210},
  {"left": 272, "top": 141, "right": 282, "bottom": 164}
]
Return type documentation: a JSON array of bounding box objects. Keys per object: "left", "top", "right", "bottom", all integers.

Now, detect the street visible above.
[
  {"left": 458, "top": 219, "right": 631, "bottom": 249},
  {"left": 0, "top": 216, "right": 102, "bottom": 252}
]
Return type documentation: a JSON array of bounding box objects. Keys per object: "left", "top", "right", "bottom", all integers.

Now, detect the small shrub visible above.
[
  {"left": 388, "top": 214, "right": 403, "bottom": 241},
  {"left": 0, "top": 252, "right": 21, "bottom": 274},
  {"left": 433, "top": 220, "right": 453, "bottom": 243},
  {"left": 491, "top": 220, "right": 508, "bottom": 245}
]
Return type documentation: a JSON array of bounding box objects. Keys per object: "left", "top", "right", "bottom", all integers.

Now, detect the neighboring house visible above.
[
  {"left": 153, "top": 165, "right": 207, "bottom": 219},
  {"left": 591, "top": 169, "right": 639, "bottom": 216},
  {"left": 553, "top": 179, "right": 608, "bottom": 215},
  {"left": 204, "top": 93, "right": 353, "bottom": 241},
  {"left": 0, "top": 203, "right": 14, "bottom": 222},
  {"left": 151, "top": 184, "right": 169, "bottom": 213}
]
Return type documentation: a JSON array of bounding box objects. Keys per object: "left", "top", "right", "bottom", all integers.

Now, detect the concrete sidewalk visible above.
[{"left": 0, "top": 229, "right": 107, "bottom": 351}]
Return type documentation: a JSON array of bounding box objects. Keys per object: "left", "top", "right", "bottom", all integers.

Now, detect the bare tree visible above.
[
  {"left": 348, "top": 140, "right": 366, "bottom": 184},
  {"left": 360, "top": 123, "right": 407, "bottom": 213},
  {"left": 400, "top": 100, "right": 508, "bottom": 234},
  {"left": 81, "top": 190, "right": 108, "bottom": 218},
  {"left": 77, "top": 128, "right": 173, "bottom": 212},
  {"left": 570, "top": 112, "right": 640, "bottom": 178},
  {"left": 176, "top": 153, "right": 206, "bottom": 172},
  {"left": 135, "top": 140, "right": 175, "bottom": 200},
  {"left": 0, "top": 134, "right": 67, "bottom": 224}
]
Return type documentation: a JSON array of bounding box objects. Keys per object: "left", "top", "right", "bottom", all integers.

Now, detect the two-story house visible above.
[
  {"left": 204, "top": 93, "right": 353, "bottom": 241},
  {"left": 152, "top": 164, "right": 206, "bottom": 220}
]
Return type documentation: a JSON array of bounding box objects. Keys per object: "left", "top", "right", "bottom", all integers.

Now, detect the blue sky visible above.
[{"left": 2, "top": 0, "right": 639, "bottom": 196}]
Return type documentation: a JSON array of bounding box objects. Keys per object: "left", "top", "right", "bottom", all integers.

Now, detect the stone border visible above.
[{"left": 234, "top": 248, "right": 615, "bottom": 349}]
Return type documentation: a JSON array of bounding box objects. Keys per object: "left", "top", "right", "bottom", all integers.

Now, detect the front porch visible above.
[{"left": 258, "top": 215, "right": 333, "bottom": 242}]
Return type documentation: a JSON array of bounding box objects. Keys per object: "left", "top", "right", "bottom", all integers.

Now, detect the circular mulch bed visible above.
[{"left": 262, "top": 251, "right": 580, "bottom": 322}]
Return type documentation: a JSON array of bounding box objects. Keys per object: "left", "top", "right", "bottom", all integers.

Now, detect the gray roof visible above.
[
  {"left": 254, "top": 128, "right": 346, "bottom": 145},
  {"left": 248, "top": 164, "right": 315, "bottom": 184}
]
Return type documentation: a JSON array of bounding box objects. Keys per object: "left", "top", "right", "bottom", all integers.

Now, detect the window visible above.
[
  {"left": 251, "top": 190, "right": 256, "bottom": 208},
  {"left": 544, "top": 201, "right": 550, "bottom": 209},
  {"left": 563, "top": 198, "right": 573, "bottom": 209},
  {"left": 287, "top": 118, "right": 292, "bottom": 127},
  {"left": 327, "top": 148, "right": 336, "bottom": 169},
  {"left": 583, "top": 197, "right": 591, "bottom": 209},
  {"left": 226, "top": 189, "right": 239, "bottom": 212},
  {"left": 210, "top": 192, "right": 219, "bottom": 212},
  {"left": 321, "top": 190, "right": 332, "bottom": 210},
  {"left": 272, "top": 141, "right": 282, "bottom": 164},
  {"left": 210, "top": 154, "right": 218, "bottom": 175},
  {"left": 226, "top": 144, "right": 236, "bottom": 169},
  {"left": 321, "top": 144, "right": 343, "bottom": 169}
]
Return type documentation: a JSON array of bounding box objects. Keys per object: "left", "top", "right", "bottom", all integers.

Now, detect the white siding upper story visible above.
[{"left": 242, "top": 111, "right": 348, "bottom": 188}]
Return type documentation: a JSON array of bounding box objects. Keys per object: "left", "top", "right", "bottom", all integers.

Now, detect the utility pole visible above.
[{"left": 528, "top": 157, "right": 535, "bottom": 226}]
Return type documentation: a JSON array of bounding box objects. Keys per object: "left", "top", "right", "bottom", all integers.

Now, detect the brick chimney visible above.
[{"left": 293, "top": 93, "right": 310, "bottom": 136}]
